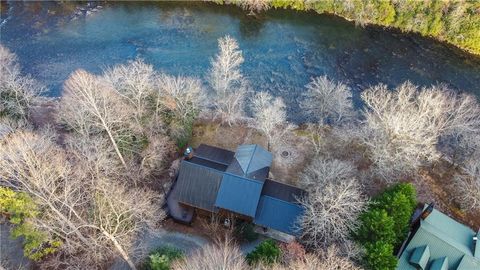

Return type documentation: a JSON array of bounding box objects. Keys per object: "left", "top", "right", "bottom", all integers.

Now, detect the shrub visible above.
[
  {"left": 246, "top": 239, "right": 281, "bottom": 266},
  {"left": 0, "top": 187, "right": 61, "bottom": 260},
  {"left": 356, "top": 209, "right": 396, "bottom": 244},
  {"left": 363, "top": 241, "right": 398, "bottom": 270},
  {"left": 354, "top": 183, "right": 417, "bottom": 270},
  {"left": 234, "top": 222, "right": 259, "bottom": 242},
  {"left": 144, "top": 246, "right": 184, "bottom": 270},
  {"left": 374, "top": 183, "right": 417, "bottom": 245}
]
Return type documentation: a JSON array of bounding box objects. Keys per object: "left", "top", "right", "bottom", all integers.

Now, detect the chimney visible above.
[
  {"left": 474, "top": 229, "right": 480, "bottom": 259},
  {"left": 421, "top": 203, "right": 434, "bottom": 220},
  {"left": 183, "top": 146, "right": 193, "bottom": 160}
]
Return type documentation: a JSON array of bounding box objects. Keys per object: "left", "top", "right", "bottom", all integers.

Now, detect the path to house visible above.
[
  {"left": 109, "top": 227, "right": 210, "bottom": 270},
  {"left": 110, "top": 226, "right": 265, "bottom": 270},
  {"left": 0, "top": 223, "right": 31, "bottom": 270}
]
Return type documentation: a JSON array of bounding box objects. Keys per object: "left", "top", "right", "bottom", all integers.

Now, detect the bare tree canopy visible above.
[
  {"left": 208, "top": 35, "right": 248, "bottom": 126},
  {"left": 298, "top": 158, "right": 367, "bottom": 249},
  {"left": 156, "top": 73, "right": 207, "bottom": 141},
  {"left": 250, "top": 91, "right": 293, "bottom": 150},
  {"left": 103, "top": 59, "right": 156, "bottom": 123},
  {"left": 0, "top": 131, "right": 164, "bottom": 270},
  {"left": 454, "top": 159, "right": 480, "bottom": 213},
  {"left": 301, "top": 76, "right": 353, "bottom": 125},
  {"left": 300, "top": 158, "right": 357, "bottom": 192},
  {"left": 261, "top": 245, "right": 363, "bottom": 270},
  {"left": 0, "top": 44, "right": 44, "bottom": 120},
  {"left": 361, "top": 82, "right": 480, "bottom": 181},
  {"left": 172, "top": 237, "right": 247, "bottom": 270},
  {"left": 59, "top": 69, "right": 133, "bottom": 171}
]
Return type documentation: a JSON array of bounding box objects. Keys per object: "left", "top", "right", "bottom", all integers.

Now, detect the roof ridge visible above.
[
  {"left": 223, "top": 171, "right": 264, "bottom": 184},
  {"left": 244, "top": 144, "right": 257, "bottom": 175},
  {"left": 184, "top": 160, "right": 224, "bottom": 173}
]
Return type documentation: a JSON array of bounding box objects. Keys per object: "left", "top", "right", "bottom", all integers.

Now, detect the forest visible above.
[{"left": 1, "top": 27, "right": 480, "bottom": 269}]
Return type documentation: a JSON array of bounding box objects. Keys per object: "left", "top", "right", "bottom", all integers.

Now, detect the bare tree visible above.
[
  {"left": 172, "top": 236, "right": 247, "bottom": 270},
  {"left": 298, "top": 158, "right": 367, "bottom": 249},
  {"left": 260, "top": 245, "right": 362, "bottom": 270},
  {"left": 361, "top": 82, "right": 480, "bottom": 181},
  {"left": 0, "top": 44, "right": 44, "bottom": 120},
  {"left": 301, "top": 76, "right": 354, "bottom": 125},
  {"left": 90, "top": 178, "right": 164, "bottom": 270},
  {"left": 103, "top": 59, "right": 155, "bottom": 124},
  {"left": 59, "top": 69, "right": 133, "bottom": 171},
  {"left": 208, "top": 35, "right": 248, "bottom": 126},
  {"left": 250, "top": 91, "right": 293, "bottom": 150},
  {"left": 300, "top": 157, "right": 357, "bottom": 192},
  {"left": 0, "top": 131, "right": 164, "bottom": 270},
  {"left": 453, "top": 159, "right": 480, "bottom": 213},
  {"left": 156, "top": 73, "right": 207, "bottom": 140}
]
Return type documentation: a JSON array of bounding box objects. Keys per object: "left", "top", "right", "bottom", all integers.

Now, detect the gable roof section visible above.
[
  {"left": 171, "top": 161, "right": 223, "bottom": 212},
  {"left": 409, "top": 245, "right": 430, "bottom": 269},
  {"left": 430, "top": 257, "right": 448, "bottom": 270},
  {"left": 397, "top": 208, "right": 479, "bottom": 270},
  {"left": 254, "top": 195, "right": 303, "bottom": 236},
  {"left": 195, "top": 144, "right": 234, "bottom": 166},
  {"left": 214, "top": 173, "right": 264, "bottom": 217},
  {"left": 227, "top": 144, "right": 272, "bottom": 180}
]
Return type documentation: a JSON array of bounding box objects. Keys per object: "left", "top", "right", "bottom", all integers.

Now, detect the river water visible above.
[{"left": 1, "top": 1, "right": 480, "bottom": 122}]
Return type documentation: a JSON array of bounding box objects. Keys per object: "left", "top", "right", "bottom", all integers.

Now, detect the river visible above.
[{"left": 1, "top": 1, "right": 480, "bottom": 122}]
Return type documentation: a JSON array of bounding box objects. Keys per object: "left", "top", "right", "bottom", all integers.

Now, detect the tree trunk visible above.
[
  {"left": 102, "top": 230, "right": 137, "bottom": 270},
  {"left": 100, "top": 120, "right": 128, "bottom": 171}
]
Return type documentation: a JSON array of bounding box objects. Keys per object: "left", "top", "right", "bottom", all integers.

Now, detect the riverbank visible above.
[{"left": 211, "top": 0, "right": 480, "bottom": 56}]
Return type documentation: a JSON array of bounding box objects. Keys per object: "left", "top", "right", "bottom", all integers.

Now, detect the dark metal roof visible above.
[
  {"left": 195, "top": 144, "right": 234, "bottom": 166},
  {"left": 214, "top": 173, "right": 264, "bottom": 217},
  {"left": 171, "top": 161, "right": 223, "bottom": 212},
  {"left": 254, "top": 195, "right": 303, "bottom": 235},
  {"left": 188, "top": 157, "right": 228, "bottom": 171},
  {"left": 261, "top": 179, "right": 307, "bottom": 203}
]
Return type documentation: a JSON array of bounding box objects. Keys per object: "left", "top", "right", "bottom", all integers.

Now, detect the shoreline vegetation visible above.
[{"left": 207, "top": 0, "right": 480, "bottom": 56}]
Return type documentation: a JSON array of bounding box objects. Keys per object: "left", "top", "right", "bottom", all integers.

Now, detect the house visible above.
[
  {"left": 397, "top": 204, "right": 480, "bottom": 270},
  {"left": 167, "top": 144, "right": 306, "bottom": 238}
]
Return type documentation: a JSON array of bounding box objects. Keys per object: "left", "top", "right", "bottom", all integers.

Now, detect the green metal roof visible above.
[
  {"left": 397, "top": 207, "right": 479, "bottom": 270},
  {"left": 409, "top": 245, "right": 430, "bottom": 269},
  {"left": 429, "top": 257, "right": 448, "bottom": 270}
]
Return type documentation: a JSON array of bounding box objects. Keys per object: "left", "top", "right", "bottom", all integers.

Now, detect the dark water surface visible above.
[{"left": 1, "top": 1, "right": 480, "bottom": 121}]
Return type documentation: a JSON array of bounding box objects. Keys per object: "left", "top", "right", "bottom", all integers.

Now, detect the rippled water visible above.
[{"left": 1, "top": 1, "right": 480, "bottom": 121}]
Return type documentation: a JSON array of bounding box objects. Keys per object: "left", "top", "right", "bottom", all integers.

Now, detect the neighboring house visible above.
[
  {"left": 167, "top": 144, "right": 306, "bottom": 238},
  {"left": 397, "top": 204, "right": 480, "bottom": 270}
]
